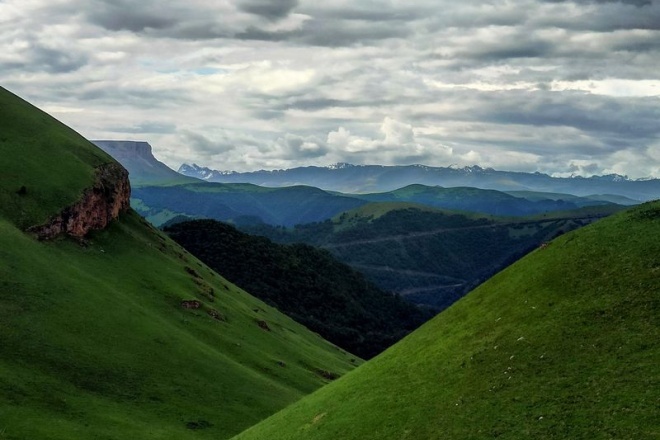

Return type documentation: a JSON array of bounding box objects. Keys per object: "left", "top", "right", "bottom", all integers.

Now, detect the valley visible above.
[{"left": 1, "top": 87, "right": 657, "bottom": 440}]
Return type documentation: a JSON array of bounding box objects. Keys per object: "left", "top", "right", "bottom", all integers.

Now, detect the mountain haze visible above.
[{"left": 179, "top": 163, "right": 659, "bottom": 201}]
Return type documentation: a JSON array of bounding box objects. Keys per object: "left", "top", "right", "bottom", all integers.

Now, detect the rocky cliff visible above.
[{"left": 29, "top": 162, "right": 131, "bottom": 240}]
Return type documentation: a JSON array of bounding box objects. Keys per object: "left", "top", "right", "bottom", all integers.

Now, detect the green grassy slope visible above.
[
  {"left": 233, "top": 201, "right": 660, "bottom": 440},
  {"left": 0, "top": 87, "right": 358, "bottom": 439},
  {"left": 0, "top": 87, "right": 113, "bottom": 229}
]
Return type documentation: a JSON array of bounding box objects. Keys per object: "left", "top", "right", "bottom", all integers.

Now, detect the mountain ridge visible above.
[{"left": 179, "top": 162, "right": 659, "bottom": 200}]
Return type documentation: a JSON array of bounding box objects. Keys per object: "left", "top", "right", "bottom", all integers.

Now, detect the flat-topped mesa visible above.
[
  {"left": 93, "top": 140, "right": 154, "bottom": 161},
  {"left": 29, "top": 162, "right": 131, "bottom": 240}
]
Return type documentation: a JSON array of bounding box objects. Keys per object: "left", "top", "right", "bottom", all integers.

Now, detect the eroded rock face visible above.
[{"left": 29, "top": 162, "right": 131, "bottom": 240}]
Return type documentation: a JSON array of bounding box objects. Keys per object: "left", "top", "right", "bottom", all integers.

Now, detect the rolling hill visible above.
[
  {"left": 131, "top": 182, "right": 367, "bottom": 227},
  {"left": 0, "top": 87, "right": 358, "bottom": 439},
  {"left": 241, "top": 203, "right": 621, "bottom": 309},
  {"left": 352, "top": 184, "right": 621, "bottom": 217},
  {"left": 231, "top": 200, "right": 660, "bottom": 440}
]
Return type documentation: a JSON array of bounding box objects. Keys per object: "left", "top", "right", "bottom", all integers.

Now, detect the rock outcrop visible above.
[{"left": 29, "top": 162, "right": 131, "bottom": 240}]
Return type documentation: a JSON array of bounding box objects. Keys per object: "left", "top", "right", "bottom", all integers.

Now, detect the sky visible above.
[{"left": 1, "top": 0, "right": 659, "bottom": 178}]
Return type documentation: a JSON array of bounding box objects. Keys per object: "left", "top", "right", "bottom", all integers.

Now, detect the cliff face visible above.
[
  {"left": 29, "top": 162, "right": 131, "bottom": 240},
  {"left": 92, "top": 140, "right": 198, "bottom": 185}
]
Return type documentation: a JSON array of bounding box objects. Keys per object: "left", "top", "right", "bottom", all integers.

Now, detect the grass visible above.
[
  {"left": 232, "top": 201, "right": 659, "bottom": 440},
  {"left": 0, "top": 211, "right": 359, "bottom": 440},
  {"left": 0, "top": 87, "right": 113, "bottom": 229},
  {"left": 0, "top": 86, "right": 359, "bottom": 439}
]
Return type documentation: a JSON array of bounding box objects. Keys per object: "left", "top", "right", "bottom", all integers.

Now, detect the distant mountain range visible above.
[{"left": 179, "top": 162, "right": 659, "bottom": 201}]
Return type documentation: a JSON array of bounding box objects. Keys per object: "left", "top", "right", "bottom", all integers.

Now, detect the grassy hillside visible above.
[
  {"left": 233, "top": 201, "right": 659, "bottom": 440},
  {"left": 0, "top": 87, "right": 358, "bottom": 439},
  {"left": 0, "top": 87, "right": 113, "bottom": 229},
  {"left": 164, "top": 219, "right": 433, "bottom": 359}
]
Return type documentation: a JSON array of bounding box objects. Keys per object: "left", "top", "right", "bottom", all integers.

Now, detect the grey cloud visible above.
[
  {"left": 32, "top": 46, "right": 88, "bottom": 73},
  {"left": 299, "top": 19, "right": 411, "bottom": 47},
  {"left": 236, "top": 18, "right": 411, "bottom": 46},
  {"left": 88, "top": 3, "right": 177, "bottom": 32},
  {"left": 277, "top": 133, "right": 329, "bottom": 159},
  {"left": 456, "top": 37, "right": 555, "bottom": 61},
  {"left": 237, "top": 0, "right": 298, "bottom": 20},
  {"left": 234, "top": 26, "right": 295, "bottom": 42},
  {"left": 479, "top": 93, "right": 660, "bottom": 141},
  {"left": 107, "top": 122, "right": 177, "bottom": 134},
  {"left": 541, "top": 0, "right": 651, "bottom": 6},
  {"left": 78, "top": 86, "right": 190, "bottom": 109},
  {"left": 535, "top": 2, "right": 660, "bottom": 31},
  {"left": 181, "top": 131, "right": 236, "bottom": 154}
]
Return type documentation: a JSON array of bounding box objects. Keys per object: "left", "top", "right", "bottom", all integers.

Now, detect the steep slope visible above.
[
  {"left": 0, "top": 88, "right": 358, "bottom": 439},
  {"left": 94, "top": 140, "right": 200, "bottom": 186},
  {"left": 233, "top": 201, "right": 659, "bottom": 440},
  {"left": 0, "top": 87, "right": 116, "bottom": 230},
  {"left": 164, "top": 220, "right": 433, "bottom": 359}
]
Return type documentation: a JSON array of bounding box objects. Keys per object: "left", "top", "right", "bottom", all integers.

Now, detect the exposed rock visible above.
[
  {"left": 207, "top": 309, "right": 225, "bottom": 321},
  {"left": 28, "top": 162, "right": 131, "bottom": 240},
  {"left": 257, "top": 320, "right": 271, "bottom": 331},
  {"left": 181, "top": 300, "right": 201, "bottom": 309}
]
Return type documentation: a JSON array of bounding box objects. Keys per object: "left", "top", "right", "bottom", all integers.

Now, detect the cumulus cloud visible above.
[{"left": 0, "top": 0, "right": 658, "bottom": 177}]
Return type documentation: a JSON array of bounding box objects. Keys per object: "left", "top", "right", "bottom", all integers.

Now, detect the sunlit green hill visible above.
[
  {"left": 0, "top": 87, "right": 358, "bottom": 440},
  {"left": 233, "top": 201, "right": 659, "bottom": 440}
]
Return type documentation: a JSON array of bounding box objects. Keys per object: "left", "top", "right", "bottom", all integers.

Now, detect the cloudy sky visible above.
[{"left": 1, "top": 0, "right": 659, "bottom": 177}]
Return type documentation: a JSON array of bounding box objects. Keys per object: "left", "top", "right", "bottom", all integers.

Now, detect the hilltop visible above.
[
  {"left": 233, "top": 200, "right": 659, "bottom": 440},
  {"left": 0, "top": 87, "right": 358, "bottom": 439}
]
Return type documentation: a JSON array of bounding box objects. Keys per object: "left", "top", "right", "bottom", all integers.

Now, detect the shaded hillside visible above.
[
  {"left": 242, "top": 204, "right": 615, "bottom": 309},
  {"left": 232, "top": 201, "right": 660, "bottom": 440},
  {"left": 179, "top": 162, "right": 659, "bottom": 201},
  {"left": 132, "top": 183, "right": 367, "bottom": 227},
  {"left": 0, "top": 87, "right": 358, "bottom": 440},
  {"left": 165, "top": 220, "right": 433, "bottom": 359},
  {"left": 94, "top": 140, "right": 200, "bottom": 186}
]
